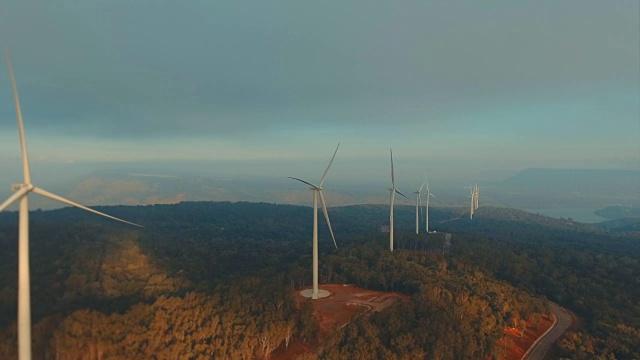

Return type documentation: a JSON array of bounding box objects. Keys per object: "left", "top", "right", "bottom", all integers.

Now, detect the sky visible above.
[{"left": 0, "top": 1, "right": 638, "bottom": 190}]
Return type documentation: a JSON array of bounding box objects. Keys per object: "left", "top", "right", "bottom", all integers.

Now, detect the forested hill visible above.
[
  {"left": 434, "top": 206, "right": 640, "bottom": 358},
  {"left": 596, "top": 217, "right": 640, "bottom": 232},
  {"left": 438, "top": 206, "right": 638, "bottom": 253},
  {"left": 0, "top": 201, "right": 546, "bottom": 359},
  {"left": 0, "top": 202, "right": 639, "bottom": 358}
]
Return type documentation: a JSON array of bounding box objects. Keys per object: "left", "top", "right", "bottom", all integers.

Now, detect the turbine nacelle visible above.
[{"left": 11, "top": 183, "right": 30, "bottom": 192}]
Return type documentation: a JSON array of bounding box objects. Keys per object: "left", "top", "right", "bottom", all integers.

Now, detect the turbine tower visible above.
[
  {"left": 0, "top": 50, "right": 143, "bottom": 360},
  {"left": 389, "top": 149, "right": 407, "bottom": 251},
  {"left": 443, "top": 233, "right": 452, "bottom": 255},
  {"left": 288, "top": 143, "right": 339, "bottom": 299},
  {"left": 424, "top": 176, "right": 435, "bottom": 233},
  {"left": 414, "top": 178, "right": 426, "bottom": 234},
  {"left": 469, "top": 185, "right": 475, "bottom": 219},
  {"left": 474, "top": 183, "right": 479, "bottom": 210}
]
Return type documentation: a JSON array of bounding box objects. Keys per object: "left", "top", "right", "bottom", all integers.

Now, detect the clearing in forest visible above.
[
  {"left": 501, "top": 314, "right": 555, "bottom": 360},
  {"left": 272, "top": 284, "right": 408, "bottom": 360}
]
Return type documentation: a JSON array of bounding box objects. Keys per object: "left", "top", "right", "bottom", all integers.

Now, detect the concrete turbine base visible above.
[{"left": 300, "top": 288, "right": 332, "bottom": 299}]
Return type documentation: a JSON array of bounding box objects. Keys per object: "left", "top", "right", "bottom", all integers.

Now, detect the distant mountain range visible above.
[
  {"left": 493, "top": 168, "right": 640, "bottom": 209},
  {"left": 594, "top": 205, "right": 640, "bottom": 220},
  {"left": 3, "top": 167, "right": 638, "bottom": 213}
]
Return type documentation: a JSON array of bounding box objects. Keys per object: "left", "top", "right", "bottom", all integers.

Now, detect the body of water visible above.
[{"left": 525, "top": 208, "right": 606, "bottom": 223}]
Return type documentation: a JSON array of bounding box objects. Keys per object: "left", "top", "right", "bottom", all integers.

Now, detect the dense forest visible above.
[
  {"left": 314, "top": 241, "right": 546, "bottom": 359},
  {"left": 435, "top": 207, "right": 640, "bottom": 359},
  {"left": 0, "top": 201, "right": 638, "bottom": 359}
]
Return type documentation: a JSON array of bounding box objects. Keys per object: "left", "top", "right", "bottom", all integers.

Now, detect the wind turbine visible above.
[
  {"left": 414, "top": 178, "right": 426, "bottom": 234},
  {"left": 288, "top": 143, "right": 339, "bottom": 299},
  {"left": 0, "top": 50, "right": 143, "bottom": 360},
  {"left": 424, "top": 176, "right": 435, "bottom": 233},
  {"left": 389, "top": 149, "right": 407, "bottom": 251}
]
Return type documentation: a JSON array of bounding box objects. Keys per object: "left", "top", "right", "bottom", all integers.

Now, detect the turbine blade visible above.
[
  {"left": 390, "top": 148, "right": 395, "bottom": 187},
  {"left": 430, "top": 193, "right": 436, "bottom": 198},
  {"left": 0, "top": 187, "right": 29, "bottom": 212},
  {"left": 31, "top": 187, "right": 143, "bottom": 227},
  {"left": 287, "top": 177, "right": 319, "bottom": 189},
  {"left": 418, "top": 178, "right": 426, "bottom": 193},
  {"left": 319, "top": 143, "right": 340, "bottom": 187},
  {"left": 318, "top": 190, "right": 337, "bottom": 249},
  {"left": 395, "top": 189, "right": 408, "bottom": 199},
  {"left": 425, "top": 174, "right": 429, "bottom": 193},
  {"left": 5, "top": 49, "right": 32, "bottom": 184}
]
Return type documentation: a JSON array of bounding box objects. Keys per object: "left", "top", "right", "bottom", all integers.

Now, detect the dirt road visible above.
[{"left": 522, "top": 302, "right": 572, "bottom": 360}]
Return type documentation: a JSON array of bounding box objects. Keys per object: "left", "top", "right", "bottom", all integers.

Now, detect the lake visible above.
[{"left": 525, "top": 208, "right": 607, "bottom": 223}]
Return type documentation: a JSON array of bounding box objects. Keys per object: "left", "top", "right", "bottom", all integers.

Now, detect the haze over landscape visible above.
[
  {"left": 0, "top": 1, "right": 638, "bottom": 216},
  {"left": 1, "top": 2, "right": 640, "bottom": 360}
]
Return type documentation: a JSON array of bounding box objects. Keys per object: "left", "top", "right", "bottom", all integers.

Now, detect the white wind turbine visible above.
[
  {"left": 414, "top": 178, "right": 426, "bottom": 234},
  {"left": 288, "top": 143, "right": 339, "bottom": 299},
  {"left": 424, "top": 176, "right": 435, "bottom": 233},
  {"left": 0, "top": 50, "right": 143, "bottom": 360},
  {"left": 389, "top": 149, "right": 407, "bottom": 251}
]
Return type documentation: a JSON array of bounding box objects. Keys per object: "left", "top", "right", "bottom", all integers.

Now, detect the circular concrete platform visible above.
[{"left": 300, "top": 288, "right": 332, "bottom": 299}]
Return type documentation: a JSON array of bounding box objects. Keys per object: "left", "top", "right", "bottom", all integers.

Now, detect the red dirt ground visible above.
[
  {"left": 500, "top": 314, "right": 554, "bottom": 360},
  {"left": 271, "top": 284, "right": 409, "bottom": 360},
  {"left": 272, "top": 284, "right": 553, "bottom": 360}
]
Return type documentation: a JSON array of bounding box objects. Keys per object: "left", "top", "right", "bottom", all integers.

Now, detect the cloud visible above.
[
  {"left": 0, "top": 1, "right": 637, "bottom": 138},
  {"left": 0, "top": 0, "right": 636, "bottom": 179}
]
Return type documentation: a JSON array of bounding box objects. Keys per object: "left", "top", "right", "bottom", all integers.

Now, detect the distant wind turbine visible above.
[
  {"left": 288, "top": 143, "right": 339, "bottom": 299},
  {"left": 414, "top": 178, "right": 426, "bottom": 234},
  {"left": 389, "top": 149, "right": 407, "bottom": 251},
  {"left": 424, "top": 176, "right": 435, "bottom": 233},
  {"left": 0, "top": 50, "right": 143, "bottom": 360}
]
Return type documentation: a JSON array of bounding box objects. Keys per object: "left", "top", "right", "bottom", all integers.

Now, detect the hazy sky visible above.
[{"left": 0, "top": 1, "right": 638, "bottom": 184}]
